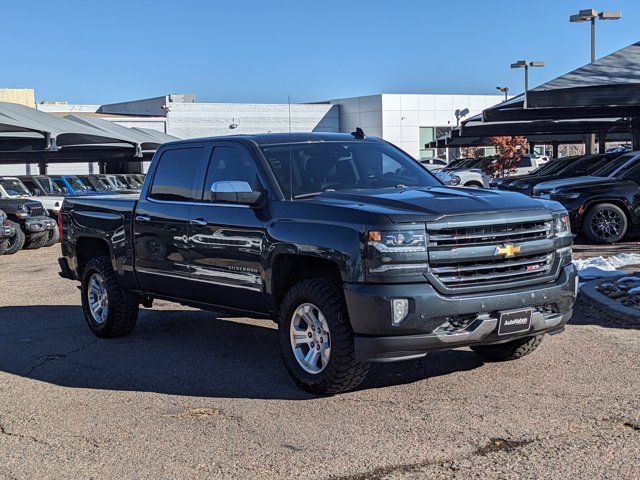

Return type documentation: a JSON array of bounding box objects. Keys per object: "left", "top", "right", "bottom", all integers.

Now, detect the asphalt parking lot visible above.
[{"left": 1, "top": 247, "right": 638, "bottom": 479}]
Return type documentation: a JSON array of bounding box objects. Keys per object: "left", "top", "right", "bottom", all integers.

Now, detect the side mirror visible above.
[{"left": 210, "top": 181, "right": 264, "bottom": 206}]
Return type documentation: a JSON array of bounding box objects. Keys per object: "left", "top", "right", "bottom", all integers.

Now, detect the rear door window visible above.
[{"left": 149, "top": 147, "right": 203, "bottom": 201}]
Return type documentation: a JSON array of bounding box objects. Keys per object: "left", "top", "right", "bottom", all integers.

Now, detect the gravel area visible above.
[{"left": 0, "top": 247, "right": 638, "bottom": 479}]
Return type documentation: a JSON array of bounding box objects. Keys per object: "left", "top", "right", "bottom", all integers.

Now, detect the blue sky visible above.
[{"left": 2, "top": 0, "right": 638, "bottom": 104}]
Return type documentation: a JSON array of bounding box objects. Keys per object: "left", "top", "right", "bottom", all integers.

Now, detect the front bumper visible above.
[
  {"left": 24, "top": 216, "right": 56, "bottom": 234},
  {"left": 344, "top": 264, "right": 577, "bottom": 362},
  {"left": 0, "top": 223, "right": 16, "bottom": 239}
]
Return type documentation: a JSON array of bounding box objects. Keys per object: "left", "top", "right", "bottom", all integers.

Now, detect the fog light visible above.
[{"left": 391, "top": 299, "right": 409, "bottom": 325}]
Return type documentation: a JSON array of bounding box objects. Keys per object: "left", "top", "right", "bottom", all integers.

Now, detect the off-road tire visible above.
[
  {"left": 583, "top": 203, "right": 628, "bottom": 244},
  {"left": 81, "top": 256, "right": 139, "bottom": 338},
  {"left": 278, "top": 278, "right": 369, "bottom": 395},
  {"left": 25, "top": 233, "right": 49, "bottom": 250},
  {"left": 4, "top": 222, "right": 25, "bottom": 255},
  {"left": 0, "top": 239, "right": 8, "bottom": 255},
  {"left": 43, "top": 227, "right": 60, "bottom": 247},
  {"left": 471, "top": 334, "right": 544, "bottom": 361}
]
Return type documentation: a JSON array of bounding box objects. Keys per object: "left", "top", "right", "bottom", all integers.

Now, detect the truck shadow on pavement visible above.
[{"left": 0, "top": 305, "right": 487, "bottom": 399}]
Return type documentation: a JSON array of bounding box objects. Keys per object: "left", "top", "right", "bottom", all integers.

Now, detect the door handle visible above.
[
  {"left": 190, "top": 218, "right": 207, "bottom": 227},
  {"left": 135, "top": 214, "right": 151, "bottom": 223}
]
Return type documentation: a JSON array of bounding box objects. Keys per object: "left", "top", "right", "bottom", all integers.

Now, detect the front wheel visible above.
[
  {"left": 25, "top": 233, "right": 49, "bottom": 250},
  {"left": 81, "top": 257, "right": 139, "bottom": 338},
  {"left": 4, "top": 222, "right": 25, "bottom": 255},
  {"left": 278, "top": 278, "right": 369, "bottom": 394},
  {"left": 0, "top": 239, "right": 8, "bottom": 255},
  {"left": 471, "top": 334, "right": 544, "bottom": 361},
  {"left": 583, "top": 203, "right": 628, "bottom": 244},
  {"left": 43, "top": 227, "right": 60, "bottom": 247}
]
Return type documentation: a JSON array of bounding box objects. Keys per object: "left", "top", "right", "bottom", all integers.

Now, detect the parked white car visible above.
[
  {"left": 442, "top": 158, "right": 490, "bottom": 188},
  {"left": 419, "top": 157, "right": 448, "bottom": 171},
  {"left": 0, "top": 176, "right": 64, "bottom": 216},
  {"left": 512, "top": 154, "right": 550, "bottom": 176}
]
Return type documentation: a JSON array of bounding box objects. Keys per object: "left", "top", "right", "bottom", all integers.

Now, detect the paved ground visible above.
[{"left": 0, "top": 247, "right": 638, "bottom": 479}]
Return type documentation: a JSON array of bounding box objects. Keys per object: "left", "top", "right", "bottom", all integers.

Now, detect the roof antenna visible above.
[
  {"left": 288, "top": 95, "right": 293, "bottom": 201},
  {"left": 351, "top": 127, "right": 365, "bottom": 139}
]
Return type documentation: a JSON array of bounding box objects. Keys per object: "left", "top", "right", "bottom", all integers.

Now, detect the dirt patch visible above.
[{"left": 476, "top": 437, "right": 532, "bottom": 456}]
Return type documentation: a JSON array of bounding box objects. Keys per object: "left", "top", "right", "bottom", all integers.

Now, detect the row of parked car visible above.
[
  {"left": 0, "top": 174, "right": 145, "bottom": 255},
  {"left": 423, "top": 154, "right": 550, "bottom": 188},
  {"left": 491, "top": 151, "right": 640, "bottom": 243}
]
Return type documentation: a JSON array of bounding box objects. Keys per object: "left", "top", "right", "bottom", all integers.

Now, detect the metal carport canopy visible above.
[
  {"left": 0, "top": 101, "right": 136, "bottom": 150},
  {"left": 483, "top": 41, "right": 640, "bottom": 122}
]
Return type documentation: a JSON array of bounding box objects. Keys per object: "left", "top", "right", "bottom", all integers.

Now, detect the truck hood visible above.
[
  {"left": 534, "top": 175, "right": 608, "bottom": 192},
  {"left": 312, "top": 186, "right": 558, "bottom": 222}
]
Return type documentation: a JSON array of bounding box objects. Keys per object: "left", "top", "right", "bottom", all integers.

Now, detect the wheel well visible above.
[
  {"left": 76, "top": 237, "right": 110, "bottom": 276},
  {"left": 464, "top": 181, "right": 483, "bottom": 187},
  {"left": 271, "top": 254, "right": 342, "bottom": 313}
]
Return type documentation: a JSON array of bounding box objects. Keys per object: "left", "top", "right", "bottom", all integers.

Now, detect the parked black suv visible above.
[
  {"left": 59, "top": 132, "right": 577, "bottom": 394},
  {"left": 494, "top": 153, "right": 621, "bottom": 196},
  {"left": 0, "top": 198, "right": 56, "bottom": 253},
  {"left": 533, "top": 152, "right": 640, "bottom": 243}
]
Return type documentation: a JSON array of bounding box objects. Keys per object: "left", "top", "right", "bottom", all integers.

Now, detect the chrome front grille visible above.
[
  {"left": 431, "top": 253, "right": 554, "bottom": 289},
  {"left": 428, "top": 220, "right": 552, "bottom": 248}
]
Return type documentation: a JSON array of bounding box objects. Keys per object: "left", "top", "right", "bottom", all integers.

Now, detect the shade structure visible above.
[
  {"left": 64, "top": 115, "right": 179, "bottom": 154},
  {"left": 484, "top": 41, "right": 640, "bottom": 122},
  {"left": 0, "top": 101, "right": 135, "bottom": 150}
]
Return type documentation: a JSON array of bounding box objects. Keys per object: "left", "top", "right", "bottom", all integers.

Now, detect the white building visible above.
[{"left": 1, "top": 92, "right": 505, "bottom": 175}]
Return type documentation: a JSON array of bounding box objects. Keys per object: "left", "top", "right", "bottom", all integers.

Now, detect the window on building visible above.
[
  {"left": 149, "top": 147, "right": 202, "bottom": 201},
  {"left": 419, "top": 127, "right": 435, "bottom": 159}
]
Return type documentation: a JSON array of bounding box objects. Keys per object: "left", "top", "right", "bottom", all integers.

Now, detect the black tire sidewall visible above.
[
  {"left": 4, "top": 222, "right": 25, "bottom": 254},
  {"left": 44, "top": 227, "right": 60, "bottom": 247},
  {"left": 583, "top": 203, "right": 628, "bottom": 244}
]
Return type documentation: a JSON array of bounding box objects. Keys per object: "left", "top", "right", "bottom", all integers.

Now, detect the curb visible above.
[{"left": 580, "top": 276, "right": 640, "bottom": 325}]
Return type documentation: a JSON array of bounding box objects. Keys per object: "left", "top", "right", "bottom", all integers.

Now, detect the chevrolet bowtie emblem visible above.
[{"left": 496, "top": 243, "right": 522, "bottom": 258}]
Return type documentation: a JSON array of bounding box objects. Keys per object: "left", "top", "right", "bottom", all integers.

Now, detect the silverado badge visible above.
[{"left": 495, "top": 243, "right": 521, "bottom": 258}]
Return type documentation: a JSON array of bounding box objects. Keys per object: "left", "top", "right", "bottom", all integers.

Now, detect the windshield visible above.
[
  {"left": 35, "top": 177, "right": 64, "bottom": 195},
  {"left": 531, "top": 157, "right": 578, "bottom": 175},
  {"left": 108, "top": 175, "right": 127, "bottom": 190},
  {"left": 260, "top": 141, "right": 441, "bottom": 199},
  {"left": 559, "top": 154, "right": 610, "bottom": 176},
  {"left": 0, "top": 178, "right": 30, "bottom": 196},
  {"left": 65, "top": 176, "right": 91, "bottom": 192},
  {"left": 592, "top": 154, "right": 638, "bottom": 177}
]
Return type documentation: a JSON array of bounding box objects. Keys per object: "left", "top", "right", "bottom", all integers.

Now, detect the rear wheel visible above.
[
  {"left": 471, "top": 334, "right": 544, "bottom": 361},
  {"left": 583, "top": 203, "right": 627, "bottom": 244},
  {"left": 4, "top": 222, "right": 25, "bottom": 255},
  {"left": 278, "top": 278, "right": 369, "bottom": 394},
  {"left": 81, "top": 257, "right": 139, "bottom": 338}
]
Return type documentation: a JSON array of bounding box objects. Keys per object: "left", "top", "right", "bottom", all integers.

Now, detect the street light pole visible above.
[
  {"left": 570, "top": 9, "right": 622, "bottom": 63},
  {"left": 569, "top": 9, "right": 622, "bottom": 153},
  {"left": 496, "top": 86, "right": 509, "bottom": 101},
  {"left": 510, "top": 61, "right": 545, "bottom": 109}
]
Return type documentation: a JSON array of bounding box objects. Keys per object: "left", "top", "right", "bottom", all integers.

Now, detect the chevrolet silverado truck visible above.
[{"left": 59, "top": 132, "right": 577, "bottom": 394}]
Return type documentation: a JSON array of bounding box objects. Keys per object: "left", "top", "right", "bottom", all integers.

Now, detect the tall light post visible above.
[
  {"left": 496, "top": 86, "right": 509, "bottom": 101},
  {"left": 510, "top": 60, "right": 545, "bottom": 109},
  {"left": 570, "top": 9, "right": 621, "bottom": 154},
  {"left": 569, "top": 9, "right": 621, "bottom": 62}
]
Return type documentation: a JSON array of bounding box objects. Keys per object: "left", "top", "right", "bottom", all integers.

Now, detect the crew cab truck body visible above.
[{"left": 59, "top": 133, "right": 577, "bottom": 394}]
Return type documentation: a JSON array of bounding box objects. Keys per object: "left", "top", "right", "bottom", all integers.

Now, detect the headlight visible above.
[
  {"left": 553, "top": 191, "right": 580, "bottom": 201},
  {"left": 554, "top": 213, "right": 571, "bottom": 237},
  {"left": 14, "top": 206, "right": 30, "bottom": 218},
  {"left": 368, "top": 229, "right": 427, "bottom": 252}
]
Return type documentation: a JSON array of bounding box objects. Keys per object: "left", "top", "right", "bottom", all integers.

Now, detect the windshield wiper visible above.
[{"left": 293, "top": 191, "right": 324, "bottom": 199}]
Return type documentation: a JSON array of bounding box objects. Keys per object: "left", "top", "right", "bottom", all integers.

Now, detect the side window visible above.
[
  {"left": 22, "top": 179, "right": 37, "bottom": 192},
  {"left": 519, "top": 156, "right": 532, "bottom": 167},
  {"left": 149, "top": 147, "right": 202, "bottom": 201},
  {"left": 202, "top": 145, "right": 262, "bottom": 201}
]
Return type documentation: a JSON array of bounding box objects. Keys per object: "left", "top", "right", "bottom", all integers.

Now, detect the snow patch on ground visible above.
[{"left": 574, "top": 253, "right": 640, "bottom": 281}]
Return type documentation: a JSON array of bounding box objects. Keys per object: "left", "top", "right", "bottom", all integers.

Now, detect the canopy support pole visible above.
[
  {"left": 38, "top": 162, "right": 47, "bottom": 175},
  {"left": 552, "top": 142, "right": 559, "bottom": 159},
  {"left": 632, "top": 119, "right": 640, "bottom": 151},
  {"left": 597, "top": 132, "right": 607, "bottom": 154}
]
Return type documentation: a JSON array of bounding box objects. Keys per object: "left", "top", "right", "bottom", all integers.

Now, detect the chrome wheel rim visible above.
[
  {"left": 289, "top": 303, "right": 331, "bottom": 374},
  {"left": 88, "top": 273, "right": 109, "bottom": 324},
  {"left": 591, "top": 208, "right": 623, "bottom": 240}
]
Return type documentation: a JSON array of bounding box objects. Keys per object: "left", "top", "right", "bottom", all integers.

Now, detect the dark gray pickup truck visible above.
[{"left": 59, "top": 132, "right": 577, "bottom": 394}]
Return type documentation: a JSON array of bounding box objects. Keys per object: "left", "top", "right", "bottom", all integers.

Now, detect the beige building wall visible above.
[{"left": 0, "top": 88, "right": 36, "bottom": 107}]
